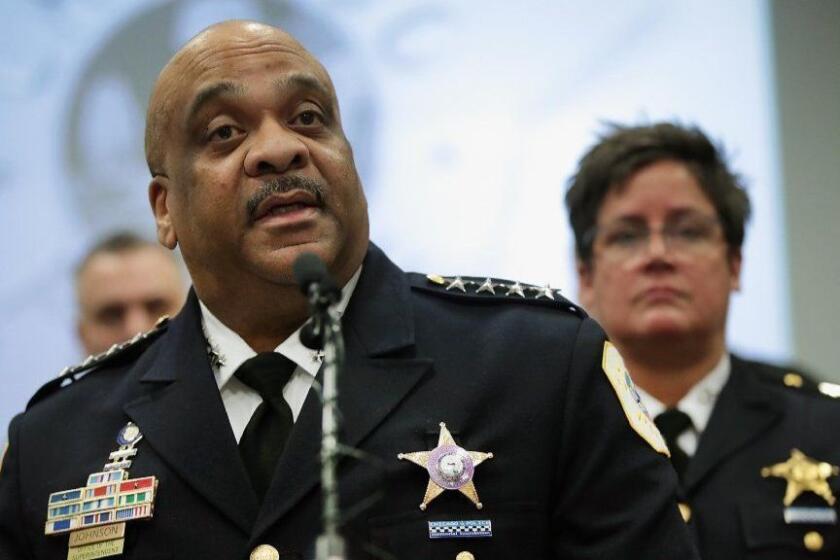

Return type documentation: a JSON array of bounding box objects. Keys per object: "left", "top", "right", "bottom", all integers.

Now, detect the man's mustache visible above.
[{"left": 246, "top": 176, "right": 326, "bottom": 222}]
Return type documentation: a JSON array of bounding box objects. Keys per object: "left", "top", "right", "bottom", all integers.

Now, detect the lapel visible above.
[
  {"left": 123, "top": 290, "right": 259, "bottom": 534},
  {"left": 683, "top": 356, "right": 785, "bottom": 494},
  {"left": 252, "top": 243, "right": 432, "bottom": 538}
]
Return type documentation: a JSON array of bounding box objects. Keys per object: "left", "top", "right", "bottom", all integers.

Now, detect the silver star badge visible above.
[
  {"left": 533, "top": 285, "right": 555, "bottom": 300},
  {"left": 505, "top": 282, "right": 525, "bottom": 298},
  {"left": 446, "top": 277, "right": 467, "bottom": 292},
  {"left": 476, "top": 278, "right": 496, "bottom": 295}
]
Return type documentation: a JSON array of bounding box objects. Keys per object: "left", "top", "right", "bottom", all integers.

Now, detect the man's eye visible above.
[
  {"left": 293, "top": 110, "right": 323, "bottom": 126},
  {"left": 96, "top": 306, "right": 124, "bottom": 326},
  {"left": 208, "top": 125, "right": 237, "bottom": 142}
]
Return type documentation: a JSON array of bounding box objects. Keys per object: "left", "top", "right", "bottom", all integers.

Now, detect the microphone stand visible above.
[{"left": 305, "top": 285, "right": 346, "bottom": 560}]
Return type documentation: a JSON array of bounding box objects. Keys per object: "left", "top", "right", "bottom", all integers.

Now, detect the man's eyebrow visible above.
[
  {"left": 274, "top": 73, "right": 333, "bottom": 100},
  {"left": 274, "top": 73, "right": 337, "bottom": 120},
  {"left": 185, "top": 81, "right": 246, "bottom": 125}
]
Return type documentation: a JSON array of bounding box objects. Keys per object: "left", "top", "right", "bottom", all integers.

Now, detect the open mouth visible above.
[{"left": 252, "top": 191, "right": 322, "bottom": 224}]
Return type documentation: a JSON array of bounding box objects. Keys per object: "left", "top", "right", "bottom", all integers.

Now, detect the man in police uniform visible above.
[
  {"left": 566, "top": 121, "right": 840, "bottom": 558},
  {"left": 0, "top": 22, "right": 698, "bottom": 559}
]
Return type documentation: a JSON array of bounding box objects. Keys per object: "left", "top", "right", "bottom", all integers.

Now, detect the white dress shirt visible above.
[
  {"left": 199, "top": 267, "right": 362, "bottom": 443},
  {"left": 636, "top": 353, "right": 731, "bottom": 456}
]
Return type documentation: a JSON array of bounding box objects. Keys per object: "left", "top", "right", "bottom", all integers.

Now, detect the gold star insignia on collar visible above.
[
  {"left": 761, "top": 449, "right": 839, "bottom": 506},
  {"left": 398, "top": 422, "right": 493, "bottom": 511}
]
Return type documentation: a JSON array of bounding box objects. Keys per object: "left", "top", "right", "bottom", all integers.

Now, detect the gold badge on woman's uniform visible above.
[
  {"left": 762, "top": 449, "right": 839, "bottom": 525},
  {"left": 398, "top": 422, "right": 493, "bottom": 511},
  {"left": 44, "top": 422, "right": 159, "bottom": 559}
]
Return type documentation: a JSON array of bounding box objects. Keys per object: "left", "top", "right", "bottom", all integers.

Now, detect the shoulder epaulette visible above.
[
  {"left": 27, "top": 316, "right": 170, "bottom": 409},
  {"left": 409, "top": 273, "right": 587, "bottom": 318},
  {"left": 759, "top": 367, "right": 840, "bottom": 400}
]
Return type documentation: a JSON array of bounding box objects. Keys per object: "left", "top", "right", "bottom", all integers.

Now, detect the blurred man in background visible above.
[
  {"left": 75, "top": 231, "right": 186, "bottom": 354},
  {"left": 566, "top": 121, "right": 840, "bottom": 558}
]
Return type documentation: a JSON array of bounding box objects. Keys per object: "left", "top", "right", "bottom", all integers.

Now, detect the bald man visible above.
[
  {"left": 76, "top": 232, "right": 186, "bottom": 355},
  {"left": 0, "top": 21, "right": 698, "bottom": 559}
]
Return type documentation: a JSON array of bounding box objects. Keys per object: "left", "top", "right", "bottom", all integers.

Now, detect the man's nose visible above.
[
  {"left": 122, "top": 306, "right": 155, "bottom": 339},
  {"left": 244, "top": 119, "right": 310, "bottom": 177}
]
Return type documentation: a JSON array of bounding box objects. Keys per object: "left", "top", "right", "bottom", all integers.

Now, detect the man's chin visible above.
[{"left": 636, "top": 311, "right": 693, "bottom": 338}]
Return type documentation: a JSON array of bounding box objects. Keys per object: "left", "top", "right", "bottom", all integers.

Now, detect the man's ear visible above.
[
  {"left": 576, "top": 257, "right": 595, "bottom": 310},
  {"left": 728, "top": 248, "right": 743, "bottom": 292},
  {"left": 149, "top": 176, "right": 178, "bottom": 249}
]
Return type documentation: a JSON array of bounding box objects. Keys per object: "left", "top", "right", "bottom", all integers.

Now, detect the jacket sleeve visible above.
[
  {"left": 551, "top": 317, "right": 700, "bottom": 559},
  {"left": 0, "top": 414, "right": 33, "bottom": 560}
]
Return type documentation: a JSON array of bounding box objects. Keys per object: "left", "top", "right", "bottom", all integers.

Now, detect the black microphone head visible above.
[{"left": 293, "top": 252, "right": 340, "bottom": 298}]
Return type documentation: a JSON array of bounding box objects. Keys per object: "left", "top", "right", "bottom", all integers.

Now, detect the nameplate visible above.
[
  {"left": 784, "top": 507, "right": 838, "bottom": 525},
  {"left": 428, "top": 519, "right": 492, "bottom": 539},
  {"left": 68, "top": 523, "right": 125, "bottom": 547}
]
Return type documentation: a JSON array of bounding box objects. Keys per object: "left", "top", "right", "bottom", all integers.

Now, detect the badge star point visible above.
[
  {"left": 398, "top": 423, "right": 493, "bottom": 511},
  {"left": 761, "top": 448, "right": 839, "bottom": 506}
]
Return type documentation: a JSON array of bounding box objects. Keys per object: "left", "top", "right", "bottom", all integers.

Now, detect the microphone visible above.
[
  {"left": 293, "top": 253, "right": 348, "bottom": 559},
  {"left": 293, "top": 253, "right": 340, "bottom": 303},
  {"left": 293, "top": 253, "right": 340, "bottom": 349}
]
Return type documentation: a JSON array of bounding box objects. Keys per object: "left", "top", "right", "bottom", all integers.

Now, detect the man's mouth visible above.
[
  {"left": 251, "top": 191, "right": 323, "bottom": 224},
  {"left": 265, "top": 202, "right": 310, "bottom": 216},
  {"left": 246, "top": 175, "right": 327, "bottom": 224}
]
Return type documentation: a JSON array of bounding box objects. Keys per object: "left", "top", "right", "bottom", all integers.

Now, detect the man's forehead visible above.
[
  {"left": 155, "top": 22, "right": 330, "bottom": 112},
  {"left": 168, "top": 23, "right": 323, "bottom": 86}
]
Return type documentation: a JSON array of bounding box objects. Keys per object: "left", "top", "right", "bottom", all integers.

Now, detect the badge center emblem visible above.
[
  {"left": 429, "top": 445, "right": 474, "bottom": 489},
  {"left": 398, "top": 422, "right": 493, "bottom": 510}
]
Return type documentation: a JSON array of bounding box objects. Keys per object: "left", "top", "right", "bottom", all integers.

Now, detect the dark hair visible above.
[
  {"left": 75, "top": 231, "right": 163, "bottom": 278},
  {"left": 565, "top": 122, "right": 751, "bottom": 263}
]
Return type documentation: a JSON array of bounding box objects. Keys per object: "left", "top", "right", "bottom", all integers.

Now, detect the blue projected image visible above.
[{"left": 1, "top": 0, "right": 787, "bottom": 436}]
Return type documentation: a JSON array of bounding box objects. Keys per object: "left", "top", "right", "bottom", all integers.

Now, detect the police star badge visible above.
[
  {"left": 398, "top": 422, "right": 493, "bottom": 510},
  {"left": 44, "top": 422, "right": 158, "bottom": 560},
  {"left": 762, "top": 449, "right": 839, "bottom": 525}
]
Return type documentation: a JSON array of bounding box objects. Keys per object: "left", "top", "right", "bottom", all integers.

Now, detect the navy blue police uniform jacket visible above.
[
  {"left": 0, "top": 244, "right": 698, "bottom": 559},
  {"left": 682, "top": 355, "right": 840, "bottom": 559}
]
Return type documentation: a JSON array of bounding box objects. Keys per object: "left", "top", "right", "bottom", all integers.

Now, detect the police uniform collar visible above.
[
  {"left": 341, "top": 242, "right": 416, "bottom": 357},
  {"left": 198, "top": 266, "right": 362, "bottom": 388},
  {"left": 637, "top": 352, "right": 731, "bottom": 435}
]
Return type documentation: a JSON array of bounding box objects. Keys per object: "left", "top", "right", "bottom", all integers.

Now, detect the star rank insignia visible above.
[
  {"left": 446, "top": 277, "right": 467, "bottom": 292},
  {"left": 44, "top": 422, "right": 158, "bottom": 560},
  {"left": 762, "top": 449, "right": 839, "bottom": 507},
  {"left": 398, "top": 422, "right": 493, "bottom": 510}
]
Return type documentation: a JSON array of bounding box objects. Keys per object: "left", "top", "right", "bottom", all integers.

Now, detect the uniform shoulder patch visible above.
[
  {"left": 601, "top": 341, "right": 670, "bottom": 456},
  {"left": 27, "top": 316, "right": 171, "bottom": 409},
  {"left": 409, "top": 273, "right": 586, "bottom": 318}
]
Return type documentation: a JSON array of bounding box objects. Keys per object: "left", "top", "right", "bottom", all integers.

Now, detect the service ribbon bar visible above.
[{"left": 45, "top": 471, "right": 157, "bottom": 535}]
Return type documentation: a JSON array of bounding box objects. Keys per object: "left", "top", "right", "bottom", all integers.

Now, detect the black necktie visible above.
[
  {"left": 234, "top": 352, "right": 297, "bottom": 501},
  {"left": 654, "top": 408, "right": 693, "bottom": 482}
]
